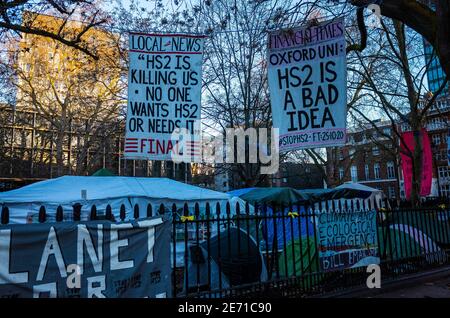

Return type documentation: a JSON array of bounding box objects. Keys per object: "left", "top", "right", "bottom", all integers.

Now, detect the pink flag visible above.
[{"left": 400, "top": 129, "right": 432, "bottom": 200}]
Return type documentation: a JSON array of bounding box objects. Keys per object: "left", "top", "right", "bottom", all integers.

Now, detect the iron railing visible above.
[{"left": 1, "top": 198, "right": 449, "bottom": 298}]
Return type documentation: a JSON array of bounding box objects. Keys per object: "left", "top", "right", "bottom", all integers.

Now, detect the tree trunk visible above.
[
  {"left": 410, "top": 128, "right": 423, "bottom": 207},
  {"left": 56, "top": 124, "right": 65, "bottom": 177},
  {"left": 394, "top": 20, "right": 423, "bottom": 207}
]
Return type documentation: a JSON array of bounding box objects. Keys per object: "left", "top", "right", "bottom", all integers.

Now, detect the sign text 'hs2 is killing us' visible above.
[{"left": 125, "top": 33, "right": 205, "bottom": 161}]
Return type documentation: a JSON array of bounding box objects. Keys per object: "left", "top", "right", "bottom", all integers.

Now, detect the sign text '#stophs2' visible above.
[{"left": 130, "top": 34, "right": 203, "bottom": 53}]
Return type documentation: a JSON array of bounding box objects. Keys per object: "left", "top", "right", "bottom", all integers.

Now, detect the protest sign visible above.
[
  {"left": 316, "top": 210, "right": 379, "bottom": 272},
  {"left": 125, "top": 33, "right": 205, "bottom": 161},
  {"left": 0, "top": 217, "right": 171, "bottom": 298},
  {"left": 267, "top": 18, "right": 347, "bottom": 151}
]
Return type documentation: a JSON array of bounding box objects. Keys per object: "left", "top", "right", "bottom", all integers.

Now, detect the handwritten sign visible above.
[
  {"left": 316, "top": 210, "right": 379, "bottom": 272},
  {"left": 267, "top": 18, "right": 347, "bottom": 151},
  {"left": 125, "top": 33, "right": 205, "bottom": 161}
]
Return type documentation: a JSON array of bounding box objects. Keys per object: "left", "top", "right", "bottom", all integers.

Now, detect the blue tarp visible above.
[{"left": 260, "top": 205, "right": 315, "bottom": 250}]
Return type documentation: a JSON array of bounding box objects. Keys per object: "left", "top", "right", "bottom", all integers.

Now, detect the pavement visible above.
[
  {"left": 372, "top": 273, "right": 450, "bottom": 298},
  {"left": 319, "top": 266, "right": 450, "bottom": 298}
]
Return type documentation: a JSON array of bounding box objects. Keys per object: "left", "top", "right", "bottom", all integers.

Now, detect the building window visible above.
[
  {"left": 338, "top": 150, "right": 344, "bottom": 160},
  {"left": 374, "top": 163, "right": 381, "bottom": 179},
  {"left": 365, "top": 164, "right": 370, "bottom": 180},
  {"left": 439, "top": 184, "right": 450, "bottom": 198},
  {"left": 339, "top": 167, "right": 344, "bottom": 180},
  {"left": 428, "top": 117, "right": 447, "bottom": 130},
  {"left": 388, "top": 186, "right": 396, "bottom": 199},
  {"left": 432, "top": 134, "right": 441, "bottom": 145},
  {"left": 351, "top": 166, "right": 358, "bottom": 182},
  {"left": 362, "top": 134, "right": 367, "bottom": 143},
  {"left": 387, "top": 161, "right": 395, "bottom": 179},
  {"left": 436, "top": 150, "right": 447, "bottom": 161},
  {"left": 438, "top": 166, "right": 450, "bottom": 179},
  {"left": 383, "top": 128, "right": 391, "bottom": 137},
  {"left": 372, "top": 146, "right": 380, "bottom": 156}
]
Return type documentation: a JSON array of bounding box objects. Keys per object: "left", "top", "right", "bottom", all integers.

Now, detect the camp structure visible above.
[
  {"left": 0, "top": 176, "right": 248, "bottom": 224},
  {"left": 180, "top": 227, "right": 268, "bottom": 295},
  {"left": 226, "top": 185, "right": 387, "bottom": 278},
  {"left": 229, "top": 187, "right": 310, "bottom": 205},
  {"left": 227, "top": 184, "right": 385, "bottom": 207}
]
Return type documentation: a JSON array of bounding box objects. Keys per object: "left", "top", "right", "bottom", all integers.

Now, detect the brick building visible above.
[
  {"left": 271, "top": 162, "right": 326, "bottom": 189},
  {"left": 423, "top": 97, "right": 450, "bottom": 197},
  {"left": 326, "top": 120, "right": 401, "bottom": 200}
]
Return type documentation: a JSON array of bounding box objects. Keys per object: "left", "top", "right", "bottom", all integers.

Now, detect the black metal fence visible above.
[
  {"left": 1, "top": 198, "right": 450, "bottom": 298},
  {"left": 171, "top": 199, "right": 450, "bottom": 298}
]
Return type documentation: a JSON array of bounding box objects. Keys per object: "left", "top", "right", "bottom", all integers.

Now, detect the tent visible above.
[
  {"left": 228, "top": 185, "right": 380, "bottom": 206},
  {"left": 0, "top": 176, "right": 247, "bottom": 224},
  {"left": 227, "top": 187, "right": 315, "bottom": 253},
  {"left": 334, "top": 182, "right": 387, "bottom": 208},
  {"left": 229, "top": 187, "right": 310, "bottom": 206},
  {"left": 182, "top": 227, "right": 268, "bottom": 295}
]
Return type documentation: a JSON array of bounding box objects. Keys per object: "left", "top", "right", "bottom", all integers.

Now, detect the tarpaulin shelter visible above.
[
  {"left": 333, "top": 182, "right": 387, "bottom": 208},
  {"left": 0, "top": 176, "right": 248, "bottom": 224},
  {"left": 182, "top": 227, "right": 268, "bottom": 294},
  {"left": 237, "top": 187, "right": 310, "bottom": 205},
  {"left": 226, "top": 185, "right": 385, "bottom": 274},
  {"left": 227, "top": 187, "right": 315, "bottom": 252},
  {"left": 228, "top": 184, "right": 382, "bottom": 206}
]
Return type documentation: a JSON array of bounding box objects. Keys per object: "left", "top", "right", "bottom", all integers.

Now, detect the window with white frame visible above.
[
  {"left": 388, "top": 186, "right": 396, "bottom": 198},
  {"left": 428, "top": 117, "right": 447, "bottom": 130},
  {"left": 365, "top": 164, "right": 370, "bottom": 180},
  {"left": 439, "top": 184, "right": 450, "bottom": 197},
  {"left": 374, "top": 163, "right": 381, "bottom": 179},
  {"left": 339, "top": 167, "right": 344, "bottom": 180},
  {"left": 351, "top": 166, "right": 358, "bottom": 182},
  {"left": 432, "top": 134, "right": 441, "bottom": 145},
  {"left": 436, "top": 150, "right": 447, "bottom": 161},
  {"left": 387, "top": 161, "right": 395, "bottom": 179},
  {"left": 372, "top": 146, "right": 380, "bottom": 156},
  {"left": 438, "top": 166, "right": 450, "bottom": 178}
]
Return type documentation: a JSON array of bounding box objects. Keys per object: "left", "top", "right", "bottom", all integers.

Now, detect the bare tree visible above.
[
  {"left": 0, "top": 0, "right": 108, "bottom": 59},
  {"left": 347, "top": 15, "right": 448, "bottom": 205},
  {"left": 5, "top": 12, "right": 125, "bottom": 176},
  {"left": 348, "top": 0, "right": 450, "bottom": 79}
]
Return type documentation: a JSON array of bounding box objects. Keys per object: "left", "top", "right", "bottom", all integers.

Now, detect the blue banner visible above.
[{"left": 316, "top": 210, "right": 379, "bottom": 272}]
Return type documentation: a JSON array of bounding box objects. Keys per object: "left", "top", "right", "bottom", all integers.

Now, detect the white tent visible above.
[
  {"left": 335, "top": 182, "right": 388, "bottom": 208},
  {"left": 0, "top": 176, "right": 248, "bottom": 224}
]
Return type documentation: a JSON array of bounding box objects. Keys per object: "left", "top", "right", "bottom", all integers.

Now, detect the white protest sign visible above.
[
  {"left": 125, "top": 33, "right": 205, "bottom": 161},
  {"left": 267, "top": 18, "right": 347, "bottom": 151}
]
